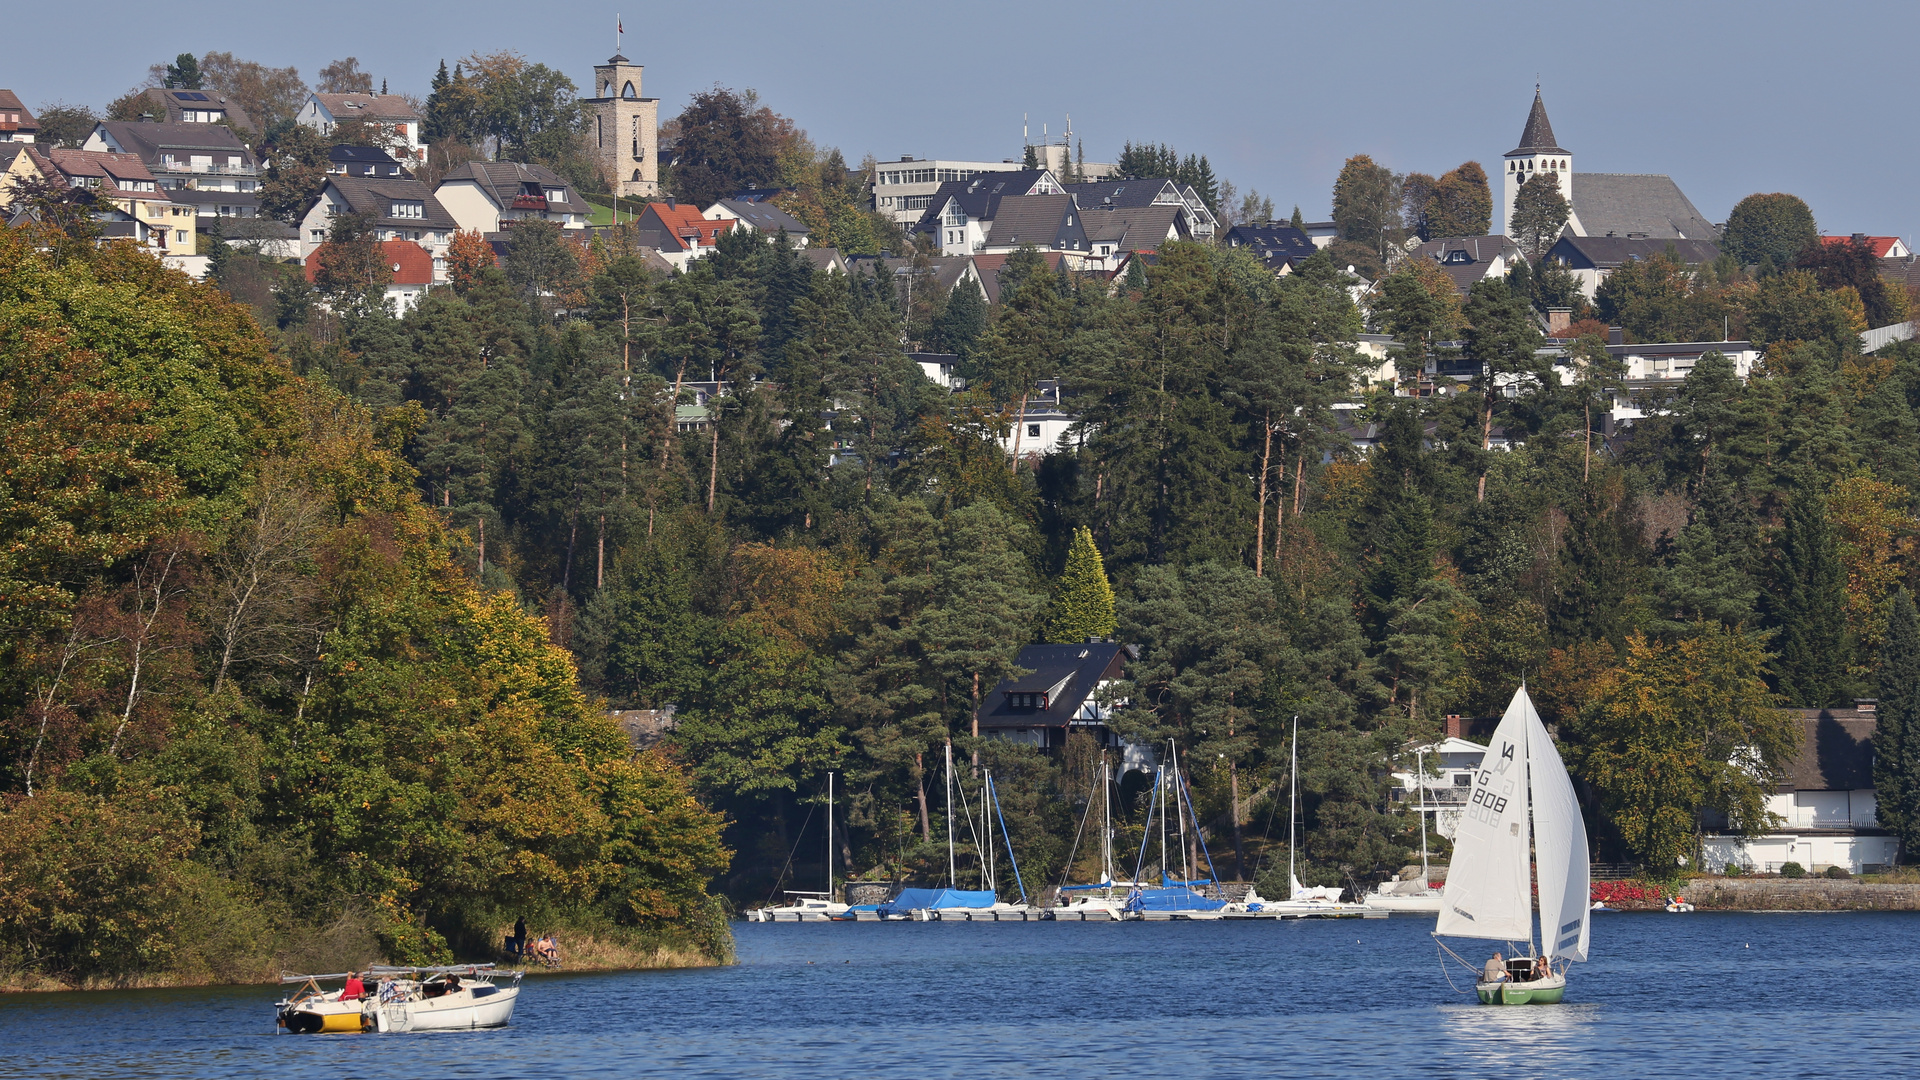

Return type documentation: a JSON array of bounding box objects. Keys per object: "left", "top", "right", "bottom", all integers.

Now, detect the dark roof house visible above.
[
  {"left": 977, "top": 641, "right": 1135, "bottom": 751},
  {"left": 1547, "top": 234, "right": 1720, "bottom": 273},
  {"left": 1223, "top": 223, "right": 1317, "bottom": 271},
  {"left": 910, "top": 169, "right": 1057, "bottom": 236},
  {"left": 1570, "top": 174, "right": 1718, "bottom": 241},
  {"left": 327, "top": 145, "right": 407, "bottom": 178},
  {"left": 132, "top": 88, "right": 256, "bottom": 132},
  {"left": 982, "top": 193, "right": 1086, "bottom": 252}
]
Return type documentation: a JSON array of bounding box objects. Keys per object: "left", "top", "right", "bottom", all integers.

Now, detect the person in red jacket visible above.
[{"left": 340, "top": 972, "right": 365, "bottom": 1001}]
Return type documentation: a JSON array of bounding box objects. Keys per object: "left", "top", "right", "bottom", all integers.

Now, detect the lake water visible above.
[{"left": 1, "top": 911, "right": 1910, "bottom": 1078}]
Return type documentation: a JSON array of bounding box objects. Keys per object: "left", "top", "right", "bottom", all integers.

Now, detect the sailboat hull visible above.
[{"left": 1476, "top": 972, "right": 1566, "bottom": 1005}]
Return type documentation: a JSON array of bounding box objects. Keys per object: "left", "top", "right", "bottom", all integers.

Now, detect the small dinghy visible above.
[{"left": 276, "top": 964, "right": 523, "bottom": 1033}]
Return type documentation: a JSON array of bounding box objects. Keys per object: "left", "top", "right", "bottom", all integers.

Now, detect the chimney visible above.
[
  {"left": 1855, "top": 698, "right": 1878, "bottom": 713},
  {"left": 1547, "top": 307, "right": 1571, "bottom": 336},
  {"left": 667, "top": 197, "right": 675, "bottom": 210},
  {"left": 1608, "top": 326, "right": 1624, "bottom": 346},
  {"left": 1445, "top": 714, "right": 1463, "bottom": 739},
  {"left": 1852, "top": 232, "right": 1868, "bottom": 244}
]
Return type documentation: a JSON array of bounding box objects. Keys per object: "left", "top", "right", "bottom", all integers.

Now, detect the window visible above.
[
  {"left": 175, "top": 230, "right": 188, "bottom": 243},
  {"left": 390, "top": 201, "right": 424, "bottom": 218},
  {"left": 1027, "top": 424, "right": 1041, "bottom": 438},
  {"left": 544, "top": 188, "right": 564, "bottom": 202}
]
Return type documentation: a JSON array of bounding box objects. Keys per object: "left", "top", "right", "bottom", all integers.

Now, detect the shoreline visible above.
[{"left": 0, "top": 940, "right": 727, "bottom": 996}]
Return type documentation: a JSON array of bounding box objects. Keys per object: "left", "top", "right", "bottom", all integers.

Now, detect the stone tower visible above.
[
  {"left": 1500, "top": 88, "right": 1570, "bottom": 237},
  {"left": 588, "top": 54, "right": 658, "bottom": 199}
]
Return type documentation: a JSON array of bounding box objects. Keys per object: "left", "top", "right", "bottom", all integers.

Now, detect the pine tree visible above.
[
  {"left": 1767, "top": 488, "right": 1850, "bottom": 706},
  {"left": 1509, "top": 171, "right": 1570, "bottom": 260},
  {"left": 922, "top": 502, "right": 1047, "bottom": 748},
  {"left": 1042, "top": 526, "right": 1116, "bottom": 643},
  {"left": 1289, "top": 205, "right": 1305, "bottom": 230},
  {"left": 1873, "top": 588, "right": 1920, "bottom": 861},
  {"left": 931, "top": 279, "right": 987, "bottom": 365}
]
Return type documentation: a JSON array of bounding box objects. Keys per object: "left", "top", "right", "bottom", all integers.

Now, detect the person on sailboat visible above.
[{"left": 1483, "top": 952, "right": 1508, "bottom": 984}]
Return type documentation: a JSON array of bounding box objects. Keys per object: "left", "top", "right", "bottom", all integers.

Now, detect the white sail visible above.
[
  {"left": 1527, "top": 693, "right": 1591, "bottom": 961},
  {"left": 1435, "top": 688, "right": 1534, "bottom": 942}
]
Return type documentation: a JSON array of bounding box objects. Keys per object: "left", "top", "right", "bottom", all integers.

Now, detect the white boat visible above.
[
  {"left": 1224, "top": 722, "right": 1377, "bottom": 920},
  {"left": 748, "top": 772, "right": 850, "bottom": 922},
  {"left": 1432, "top": 686, "right": 1592, "bottom": 1006},
  {"left": 1050, "top": 757, "right": 1136, "bottom": 921},
  {"left": 276, "top": 965, "right": 522, "bottom": 1033},
  {"left": 1365, "top": 746, "right": 1445, "bottom": 915}
]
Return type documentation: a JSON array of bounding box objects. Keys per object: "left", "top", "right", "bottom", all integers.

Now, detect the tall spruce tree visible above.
[
  {"left": 1042, "top": 526, "right": 1116, "bottom": 643},
  {"left": 1767, "top": 488, "right": 1850, "bottom": 706},
  {"left": 1874, "top": 588, "right": 1920, "bottom": 859},
  {"left": 923, "top": 502, "right": 1047, "bottom": 751}
]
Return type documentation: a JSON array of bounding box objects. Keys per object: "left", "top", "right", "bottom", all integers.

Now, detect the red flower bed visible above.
[{"left": 1590, "top": 880, "right": 1663, "bottom": 905}]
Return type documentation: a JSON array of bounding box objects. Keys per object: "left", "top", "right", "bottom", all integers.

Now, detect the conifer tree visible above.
[
  {"left": 923, "top": 502, "right": 1046, "bottom": 750},
  {"left": 1042, "top": 526, "right": 1116, "bottom": 643},
  {"left": 931, "top": 279, "right": 986, "bottom": 365},
  {"left": 1509, "top": 170, "right": 1570, "bottom": 260},
  {"left": 1874, "top": 588, "right": 1920, "bottom": 860},
  {"left": 1767, "top": 488, "right": 1850, "bottom": 706}
]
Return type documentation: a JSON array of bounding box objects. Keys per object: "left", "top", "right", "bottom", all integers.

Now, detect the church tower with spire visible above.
[{"left": 1500, "top": 88, "right": 1571, "bottom": 237}]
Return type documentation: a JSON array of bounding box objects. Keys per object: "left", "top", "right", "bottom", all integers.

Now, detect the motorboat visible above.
[{"left": 276, "top": 964, "right": 522, "bottom": 1033}]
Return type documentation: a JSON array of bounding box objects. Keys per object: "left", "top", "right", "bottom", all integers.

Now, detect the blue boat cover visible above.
[
  {"left": 876, "top": 888, "right": 997, "bottom": 917},
  {"left": 1127, "top": 886, "right": 1227, "bottom": 912}
]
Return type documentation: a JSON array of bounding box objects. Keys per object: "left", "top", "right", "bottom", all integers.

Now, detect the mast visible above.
[
  {"left": 1101, "top": 757, "right": 1113, "bottom": 887},
  {"left": 984, "top": 771, "right": 995, "bottom": 893},
  {"left": 1289, "top": 715, "right": 1298, "bottom": 897},
  {"left": 1173, "top": 741, "right": 1191, "bottom": 882},
  {"left": 1417, "top": 749, "right": 1429, "bottom": 886},
  {"left": 826, "top": 771, "right": 835, "bottom": 902},
  {"left": 1157, "top": 765, "right": 1168, "bottom": 884},
  {"left": 945, "top": 742, "right": 956, "bottom": 888}
]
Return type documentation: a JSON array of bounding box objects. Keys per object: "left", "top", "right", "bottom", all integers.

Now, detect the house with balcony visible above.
[
  {"left": 1703, "top": 700, "right": 1899, "bottom": 875},
  {"left": 128, "top": 88, "right": 255, "bottom": 132},
  {"left": 297, "top": 176, "right": 457, "bottom": 271},
  {"left": 0, "top": 90, "right": 37, "bottom": 142},
  {"left": 298, "top": 93, "right": 426, "bottom": 163},
  {"left": 909, "top": 169, "right": 1061, "bottom": 256},
  {"left": 434, "top": 161, "right": 592, "bottom": 234},
  {"left": 83, "top": 121, "right": 260, "bottom": 221},
  {"left": 5, "top": 146, "right": 202, "bottom": 272},
  {"left": 1389, "top": 720, "right": 1493, "bottom": 841},
  {"left": 977, "top": 641, "right": 1145, "bottom": 770},
  {"left": 1540, "top": 333, "right": 1763, "bottom": 427}
]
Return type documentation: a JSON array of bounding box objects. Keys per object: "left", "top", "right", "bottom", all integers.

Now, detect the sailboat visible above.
[
  {"left": 1125, "top": 742, "right": 1233, "bottom": 919},
  {"left": 879, "top": 744, "right": 1035, "bottom": 920},
  {"left": 1052, "top": 756, "right": 1140, "bottom": 920},
  {"left": 1228, "top": 715, "right": 1372, "bottom": 918},
  {"left": 749, "top": 771, "right": 850, "bottom": 922},
  {"left": 1432, "top": 686, "right": 1591, "bottom": 1005},
  {"left": 1364, "top": 746, "right": 1445, "bottom": 914}
]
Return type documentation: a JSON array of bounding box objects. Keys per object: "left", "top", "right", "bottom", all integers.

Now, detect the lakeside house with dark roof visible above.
[
  {"left": 977, "top": 642, "right": 1142, "bottom": 767},
  {"left": 1702, "top": 701, "right": 1898, "bottom": 875}
]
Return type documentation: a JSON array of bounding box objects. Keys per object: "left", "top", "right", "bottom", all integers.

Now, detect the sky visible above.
[{"left": 10, "top": 0, "right": 1915, "bottom": 238}]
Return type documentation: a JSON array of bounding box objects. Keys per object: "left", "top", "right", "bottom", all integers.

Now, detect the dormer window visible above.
[{"left": 390, "top": 200, "right": 424, "bottom": 219}]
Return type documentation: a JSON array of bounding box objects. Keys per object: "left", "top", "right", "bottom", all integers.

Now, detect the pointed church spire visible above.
[{"left": 1513, "top": 88, "right": 1566, "bottom": 154}]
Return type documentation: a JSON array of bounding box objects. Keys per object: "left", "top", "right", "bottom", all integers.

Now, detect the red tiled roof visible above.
[
  {"left": 305, "top": 239, "right": 435, "bottom": 286},
  {"left": 642, "top": 202, "right": 735, "bottom": 251},
  {"left": 1821, "top": 235, "right": 1903, "bottom": 258}
]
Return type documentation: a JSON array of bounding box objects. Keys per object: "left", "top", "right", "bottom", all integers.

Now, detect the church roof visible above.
[
  {"left": 1510, "top": 90, "right": 1567, "bottom": 155},
  {"left": 1570, "top": 173, "right": 1719, "bottom": 241}
]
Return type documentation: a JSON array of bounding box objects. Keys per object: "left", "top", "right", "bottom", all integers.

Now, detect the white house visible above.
[
  {"left": 298, "top": 176, "right": 457, "bottom": 273},
  {"left": 304, "top": 239, "right": 435, "bottom": 314},
  {"left": 1703, "top": 702, "right": 1899, "bottom": 875},
  {"left": 996, "top": 380, "right": 1082, "bottom": 460},
  {"left": 434, "top": 161, "right": 592, "bottom": 234},
  {"left": 298, "top": 93, "right": 426, "bottom": 163},
  {"left": 702, "top": 198, "right": 809, "bottom": 246},
  {"left": 1542, "top": 337, "right": 1763, "bottom": 426},
  {"left": 1389, "top": 721, "right": 1493, "bottom": 841}
]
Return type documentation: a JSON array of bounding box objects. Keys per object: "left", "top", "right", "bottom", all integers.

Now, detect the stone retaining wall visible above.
[{"left": 1681, "top": 879, "right": 1920, "bottom": 911}]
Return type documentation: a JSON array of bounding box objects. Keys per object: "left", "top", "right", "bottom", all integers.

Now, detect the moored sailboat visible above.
[{"left": 1432, "top": 686, "right": 1591, "bottom": 1005}]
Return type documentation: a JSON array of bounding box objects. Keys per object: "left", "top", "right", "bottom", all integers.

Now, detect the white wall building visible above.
[
  {"left": 1703, "top": 702, "right": 1899, "bottom": 875},
  {"left": 1389, "top": 732, "right": 1490, "bottom": 841},
  {"left": 871, "top": 156, "right": 1030, "bottom": 226}
]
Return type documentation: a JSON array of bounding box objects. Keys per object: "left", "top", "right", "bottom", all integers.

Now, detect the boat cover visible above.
[
  {"left": 876, "top": 888, "right": 997, "bottom": 916},
  {"left": 1127, "top": 886, "right": 1227, "bottom": 912}
]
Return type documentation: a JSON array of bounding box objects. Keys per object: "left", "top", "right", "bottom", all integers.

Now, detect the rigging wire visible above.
[{"left": 761, "top": 801, "right": 819, "bottom": 907}]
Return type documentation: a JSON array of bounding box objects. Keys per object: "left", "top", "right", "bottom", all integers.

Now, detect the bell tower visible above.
[
  {"left": 589, "top": 54, "right": 658, "bottom": 199},
  {"left": 1501, "top": 87, "right": 1571, "bottom": 237}
]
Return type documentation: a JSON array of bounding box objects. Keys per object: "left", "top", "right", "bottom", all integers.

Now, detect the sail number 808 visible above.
[{"left": 1471, "top": 788, "right": 1508, "bottom": 815}]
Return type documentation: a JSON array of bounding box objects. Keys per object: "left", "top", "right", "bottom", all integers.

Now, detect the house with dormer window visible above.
[
  {"left": 298, "top": 93, "right": 426, "bottom": 163},
  {"left": 435, "top": 161, "right": 592, "bottom": 233},
  {"left": 297, "top": 176, "right": 457, "bottom": 271},
  {"left": 910, "top": 169, "right": 1061, "bottom": 256},
  {"left": 977, "top": 641, "right": 1139, "bottom": 765}
]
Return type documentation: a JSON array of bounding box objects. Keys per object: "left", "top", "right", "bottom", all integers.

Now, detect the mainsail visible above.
[
  {"left": 1435, "top": 688, "right": 1535, "bottom": 942},
  {"left": 1527, "top": 696, "right": 1591, "bottom": 961}
]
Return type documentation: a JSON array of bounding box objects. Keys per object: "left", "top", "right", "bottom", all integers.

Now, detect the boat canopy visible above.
[
  {"left": 1127, "top": 886, "right": 1227, "bottom": 912},
  {"left": 876, "top": 888, "right": 997, "bottom": 917}
]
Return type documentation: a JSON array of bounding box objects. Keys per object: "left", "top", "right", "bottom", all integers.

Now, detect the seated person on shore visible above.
[
  {"left": 340, "top": 971, "right": 365, "bottom": 1000},
  {"left": 1482, "top": 951, "right": 1507, "bottom": 984},
  {"left": 535, "top": 934, "right": 560, "bottom": 964}
]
